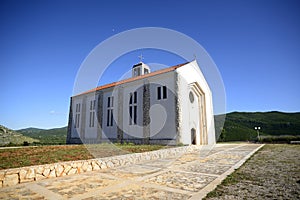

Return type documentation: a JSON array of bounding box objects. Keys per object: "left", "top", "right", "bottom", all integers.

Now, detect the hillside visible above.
[
  {"left": 17, "top": 127, "right": 67, "bottom": 145},
  {"left": 0, "top": 125, "right": 39, "bottom": 146},
  {"left": 216, "top": 111, "right": 300, "bottom": 141},
  {"left": 1, "top": 111, "right": 299, "bottom": 146}
]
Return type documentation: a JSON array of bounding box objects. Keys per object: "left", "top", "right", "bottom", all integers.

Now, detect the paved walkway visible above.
[{"left": 0, "top": 143, "right": 263, "bottom": 200}]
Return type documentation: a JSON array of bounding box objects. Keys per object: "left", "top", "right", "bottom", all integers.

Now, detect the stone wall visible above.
[{"left": 0, "top": 145, "right": 198, "bottom": 187}]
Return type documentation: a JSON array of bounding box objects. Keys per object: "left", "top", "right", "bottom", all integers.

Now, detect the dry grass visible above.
[
  {"left": 0, "top": 144, "right": 166, "bottom": 170},
  {"left": 204, "top": 144, "right": 300, "bottom": 199}
]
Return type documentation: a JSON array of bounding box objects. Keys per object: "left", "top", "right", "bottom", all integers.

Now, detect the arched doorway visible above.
[
  {"left": 188, "top": 82, "right": 208, "bottom": 145},
  {"left": 191, "top": 128, "right": 196, "bottom": 145}
]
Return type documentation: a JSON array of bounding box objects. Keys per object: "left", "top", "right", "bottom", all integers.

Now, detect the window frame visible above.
[
  {"left": 106, "top": 96, "right": 114, "bottom": 127},
  {"left": 157, "top": 86, "right": 167, "bottom": 100},
  {"left": 89, "top": 100, "right": 96, "bottom": 128},
  {"left": 74, "top": 103, "right": 81, "bottom": 128},
  {"left": 129, "top": 91, "right": 138, "bottom": 125}
]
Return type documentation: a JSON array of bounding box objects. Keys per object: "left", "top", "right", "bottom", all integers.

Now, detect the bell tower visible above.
[{"left": 132, "top": 62, "right": 151, "bottom": 77}]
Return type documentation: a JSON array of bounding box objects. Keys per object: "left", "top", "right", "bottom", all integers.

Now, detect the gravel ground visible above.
[{"left": 204, "top": 144, "right": 300, "bottom": 200}]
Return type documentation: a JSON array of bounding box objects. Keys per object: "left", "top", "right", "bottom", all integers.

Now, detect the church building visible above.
[{"left": 67, "top": 60, "right": 215, "bottom": 145}]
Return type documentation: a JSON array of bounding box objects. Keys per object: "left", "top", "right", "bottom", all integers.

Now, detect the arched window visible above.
[{"left": 189, "top": 91, "right": 194, "bottom": 103}]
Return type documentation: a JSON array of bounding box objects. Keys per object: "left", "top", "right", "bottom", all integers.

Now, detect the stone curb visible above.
[{"left": 0, "top": 145, "right": 198, "bottom": 187}]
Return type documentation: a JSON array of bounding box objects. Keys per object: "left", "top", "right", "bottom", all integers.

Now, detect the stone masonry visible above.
[
  {"left": 0, "top": 144, "right": 264, "bottom": 199},
  {"left": 0, "top": 145, "right": 198, "bottom": 188}
]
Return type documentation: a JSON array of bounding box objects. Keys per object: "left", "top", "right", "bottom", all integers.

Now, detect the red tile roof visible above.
[{"left": 74, "top": 61, "right": 190, "bottom": 97}]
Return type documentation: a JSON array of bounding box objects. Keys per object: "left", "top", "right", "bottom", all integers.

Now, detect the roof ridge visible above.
[{"left": 73, "top": 61, "right": 190, "bottom": 97}]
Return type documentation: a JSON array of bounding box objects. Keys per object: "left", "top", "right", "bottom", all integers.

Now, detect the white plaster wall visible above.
[
  {"left": 120, "top": 71, "right": 176, "bottom": 141},
  {"left": 148, "top": 72, "right": 177, "bottom": 140},
  {"left": 176, "top": 60, "right": 216, "bottom": 145}
]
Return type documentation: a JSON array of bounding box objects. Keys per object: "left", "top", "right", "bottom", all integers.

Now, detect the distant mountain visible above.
[
  {"left": 17, "top": 127, "right": 44, "bottom": 133},
  {"left": 17, "top": 126, "right": 67, "bottom": 145},
  {"left": 2, "top": 111, "right": 299, "bottom": 146},
  {"left": 216, "top": 111, "right": 300, "bottom": 141},
  {"left": 0, "top": 125, "right": 39, "bottom": 146}
]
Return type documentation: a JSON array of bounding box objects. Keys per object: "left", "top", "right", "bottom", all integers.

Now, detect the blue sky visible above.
[{"left": 1, "top": 0, "right": 299, "bottom": 130}]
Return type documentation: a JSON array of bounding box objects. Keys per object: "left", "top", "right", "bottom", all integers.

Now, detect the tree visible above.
[{"left": 219, "top": 128, "right": 226, "bottom": 142}]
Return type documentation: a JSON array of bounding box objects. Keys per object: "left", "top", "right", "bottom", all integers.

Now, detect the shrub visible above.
[
  {"left": 259, "top": 135, "right": 300, "bottom": 143},
  {"left": 23, "top": 141, "right": 29, "bottom": 146}
]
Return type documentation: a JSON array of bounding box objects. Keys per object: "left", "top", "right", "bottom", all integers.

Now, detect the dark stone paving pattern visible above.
[
  {"left": 0, "top": 143, "right": 263, "bottom": 200},
  {"left": 0, "top": 185, "right": 45, "bottom": 199},
  {"left": 38, "top": 174, "right": 117, "bottom": 198},
  {"left": 180, "top": 162, "right": 232, "bottom": 175},
  {"left": 145, "top": 171, "right": 216, "bottom": 192},
  {"left": 84, "top": 184, "right": 192, "bottom": 200}
]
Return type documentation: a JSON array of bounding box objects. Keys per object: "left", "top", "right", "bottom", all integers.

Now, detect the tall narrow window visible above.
[
  {"left": 163, "top": 86, "right": 167, "bottom": 99},
  {"left": 157, "top": 87, "right": 161, "bottom": 100},
  {"left": 137, "top": 68, "right": 140, "bottom": 76},
  {"left": 107, "top": 96, "right": 114, "bottom": 127},
  {"left": 129, "top": 93, "right": 133, "bottom": 104},
  {"left": 110, "top": 110, "right": 113, "bottom": 126},
  {"left": 129, "top": 91, "right": 137, "bottom": 125},
  {"left": 134, "top": 68, "right": 138, "bottom": 77},
  {"left": 75, "top": 103, "right": 81, "bottom": 128},
  {"left": 157, "top": 86, "right": 167, "bottom": 100},
  {"left": 129, "top": 106, "right": 133, "bottom": 125},
  {"left": 144, "top": 68, "right": 149, "bottom": 74},
  {"left": 134, "top": 91, "right": 137, "bottom": 103},
  {"left": 107, "top": 109, "right": 110, "bottom": 126},
  {"left": 89, "top": 100, "right": 95, "bottom": 127},
  {"left": 133, "top": 105, "right": 137, "bottom": 124}
]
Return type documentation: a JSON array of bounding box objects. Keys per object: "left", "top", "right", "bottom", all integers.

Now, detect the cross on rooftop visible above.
[{"left": 138, "top": 54, "right": 144, "bottom": 62}]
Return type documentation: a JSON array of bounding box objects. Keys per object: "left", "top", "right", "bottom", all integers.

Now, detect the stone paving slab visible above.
[{"left": 0, "top": 143, "right": 263, "bottom": 200}]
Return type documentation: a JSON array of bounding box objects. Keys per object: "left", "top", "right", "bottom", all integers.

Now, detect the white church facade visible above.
[{"left": 67, "top": 60, "right": 216, "bottom": 145}]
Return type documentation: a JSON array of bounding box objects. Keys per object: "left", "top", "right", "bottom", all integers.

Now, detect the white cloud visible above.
[{"left": 49, "top": 110, "right": 65, "bottom": 115}]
